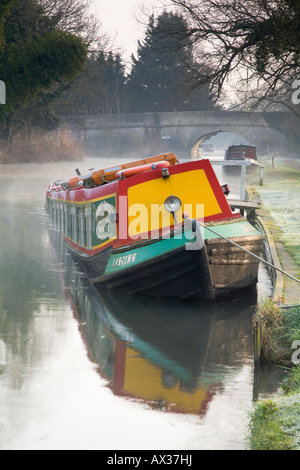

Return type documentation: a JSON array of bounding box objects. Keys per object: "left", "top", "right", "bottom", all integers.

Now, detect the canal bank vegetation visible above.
[
  {"left": 250, "top": 302, "right": 300, "bottom": 450},
  {"left": 250, "top": 207, "right": 300, "bottom": 450},
  {"left": 0, "top": 0, "right": 99, "bottom": 162},
  {"left": 0, "top": 128, "right": 84, "bottom": 164},
  {"left": 254, "top": 300, "right": 300, "bottom": 366},
  {"left": 248, "top": 158, "right": 300, "bottom": 450}
]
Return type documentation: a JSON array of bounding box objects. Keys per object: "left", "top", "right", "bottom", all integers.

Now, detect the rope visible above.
[
  {"left": 278, "top": 304, "right": 300, "bottom": 309},
  {"left": 197, "top": 220, "right": 300, "bottom": 285}
]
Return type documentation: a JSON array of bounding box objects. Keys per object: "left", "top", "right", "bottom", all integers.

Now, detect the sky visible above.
[{"left": 92, "top": 0, "right": 163, "bottom": 63}]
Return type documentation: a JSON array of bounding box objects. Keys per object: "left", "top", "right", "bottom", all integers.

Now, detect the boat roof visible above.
[{"left": 53, "top": 153, "right": 178, "bottom": 191}]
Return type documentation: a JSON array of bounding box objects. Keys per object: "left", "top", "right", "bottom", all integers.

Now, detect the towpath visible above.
[{"left": 248, "top": 156, "right": 300, "bottom": 305}]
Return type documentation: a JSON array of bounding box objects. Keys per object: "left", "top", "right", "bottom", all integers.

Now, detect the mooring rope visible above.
[{"left": 197, "top": 220, "right": 300, "bottom": 285}]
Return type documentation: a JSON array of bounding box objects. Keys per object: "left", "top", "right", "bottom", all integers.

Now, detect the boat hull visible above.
[
  {"left": 68, "top": 222, "right": 264, "bottom": 301},
  {"left": 206, "top": 234, "right": 264, "bottom": 296}
]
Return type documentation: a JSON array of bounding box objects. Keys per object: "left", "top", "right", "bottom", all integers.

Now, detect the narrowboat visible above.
[
  {"left": 225, "top": 145, "right": 257, "bottom": 161},
  {"left": 45, "top": 152, "right": 264, "bottom": 301},
  {"left": 49, "top": 233, "right": 256, "bottom": 414}
]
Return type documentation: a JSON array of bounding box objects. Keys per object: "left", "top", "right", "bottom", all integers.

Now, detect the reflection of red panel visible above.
[
  {"left": 111, "top": 339, "right": 127, "bottom": 396},
  {"left": 199, "top": 382, "right": 222, "bottom": 417}
]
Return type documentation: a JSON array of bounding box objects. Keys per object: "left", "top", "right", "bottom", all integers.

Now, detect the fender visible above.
[{"left": 116, "top": 161, "right": 170, "bottom": 179}]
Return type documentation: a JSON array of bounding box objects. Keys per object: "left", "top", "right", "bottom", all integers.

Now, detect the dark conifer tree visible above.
[
  {"left": 56, "top": 51, "right": 127, "bottom": 116},
  {"left": 126, "top": 11, "right": 217, "bottom": 113},
  {"left": 0, "top": 0, "right": 89, "bottom": 139}
]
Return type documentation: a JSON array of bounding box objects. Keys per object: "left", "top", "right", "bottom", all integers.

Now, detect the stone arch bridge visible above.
[{"left": 62, "top": 110, "right": 285, "bottom": 158}]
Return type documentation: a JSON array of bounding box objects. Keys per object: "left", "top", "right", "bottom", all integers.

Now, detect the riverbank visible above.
[
  {"left": 0, "top": 129, "right": 84, "bottom": 163},
  {"left": 247, "top": 155, "right": 300, "bottom": 450},
  {"left": 248, "top": 154, "right": 300, "bottom": 304}
]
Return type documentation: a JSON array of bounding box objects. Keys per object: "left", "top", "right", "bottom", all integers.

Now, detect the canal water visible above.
[{"left": 0, "top": 157, "right": 283, "bottom": 450}]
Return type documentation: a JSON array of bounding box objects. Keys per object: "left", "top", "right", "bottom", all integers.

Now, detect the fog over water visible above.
[{"left": 0, "top": 155, "right": 282, "bottom": 450}]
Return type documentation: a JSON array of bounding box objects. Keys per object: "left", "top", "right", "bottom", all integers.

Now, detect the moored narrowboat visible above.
[
  {"left": 225, "top": 144, "right": 257, "bottom": 161},
  {"left": 46, "top": 153, "right": 264, "bottom": 301}
]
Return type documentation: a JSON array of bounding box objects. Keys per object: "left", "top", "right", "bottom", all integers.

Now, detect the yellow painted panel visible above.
[
  {"left": 123, "top": 348, "right": 210, "bottom": 414},
  {"left": 127, "top": 169, "right": 221, "bottom": 237}
]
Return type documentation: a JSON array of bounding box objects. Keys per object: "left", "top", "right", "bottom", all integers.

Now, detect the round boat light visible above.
[{"left": 164, "top": 195, "right": 182, "bottom": 213}]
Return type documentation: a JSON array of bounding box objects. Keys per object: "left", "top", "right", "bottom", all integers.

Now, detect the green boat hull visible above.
[{"left": 71, "top": 219, "right": 264, "bottom": 301}]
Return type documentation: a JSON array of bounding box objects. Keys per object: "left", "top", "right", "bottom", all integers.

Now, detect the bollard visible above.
[{"left": 259, "top": 166, "right": 264, "bottom": 186}]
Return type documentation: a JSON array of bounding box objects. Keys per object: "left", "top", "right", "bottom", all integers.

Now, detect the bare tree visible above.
[
  {"left": 37, "top": 0, "right": 101, "bottom": 46},
  {"left": 157, "top": 0, "right": 300, "bottom": 111}
]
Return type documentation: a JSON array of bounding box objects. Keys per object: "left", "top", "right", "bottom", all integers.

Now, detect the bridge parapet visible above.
[{"left": 62, "top": 110, "right": 286, "bottom": 158}]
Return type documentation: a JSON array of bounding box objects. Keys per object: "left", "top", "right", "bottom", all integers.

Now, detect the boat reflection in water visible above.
[
  {"left": 89, "top": 290, "right": 221, "bottom": 415},
  {"left": 51, "top": 228, "right": 279, "bottom": 416}
]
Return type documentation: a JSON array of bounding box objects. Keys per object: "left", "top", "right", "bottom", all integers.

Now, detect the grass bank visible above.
[
  {"left": 0, "top": 128, "right": 84, "bottom": 163},
  {"left": 248, "top": 156, "right": 300, "bottom": 450},
  {"left": 250, "top": 303, "right": 300, "bottom": 450},
  {"left": 248, "top": 156, "right": 300, "bottom": 270}
]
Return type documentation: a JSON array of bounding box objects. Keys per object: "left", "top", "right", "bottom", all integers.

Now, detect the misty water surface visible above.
[{"left": 0, "top": 157, "right": 282, "bottom": 450}]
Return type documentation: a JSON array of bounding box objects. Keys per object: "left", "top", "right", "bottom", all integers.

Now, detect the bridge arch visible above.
[
  {"left": 190, "top": 130, "right": 252, "bottom": 159},
  {"left": 191, "top": 131, "right": 223, "bottom": 159}
]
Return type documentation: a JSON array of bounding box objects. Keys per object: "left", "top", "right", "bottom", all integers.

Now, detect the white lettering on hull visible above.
[{"left": 111, "top": 253, "right": 137, "bottom": 268}]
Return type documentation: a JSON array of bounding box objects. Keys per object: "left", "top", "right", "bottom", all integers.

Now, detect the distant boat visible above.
[
  {"left": 46, "top": 153, "right": 264, "bottom": 301},
  {"left": 225, "top": 144, "right": 257, "bottom": 161}
]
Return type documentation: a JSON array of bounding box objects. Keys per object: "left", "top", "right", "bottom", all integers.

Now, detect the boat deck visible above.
[{"left": 228, "top": 199, "right": 260, "bottom": 220}]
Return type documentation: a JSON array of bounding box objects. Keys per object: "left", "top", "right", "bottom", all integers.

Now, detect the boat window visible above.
[
  {"left": 70, "top": 205, "right": 77, "bottom": 243},
  {"left": 84, "top": 205, "right": 92, "bottom": 250},
  {"left": 56, "top": 201, "right": 60, "bottom": 225},
  {"left": 63, "top": 203, "right": 67, "bottom": 235},
  {"left": 57, "top": 202, "right": 61, "bottom": 228},
  {"left": 78, "top": 206, "right": 84, "bottom": 247},
  {"left": 53, "top": 201, "right": 57, "bottom": 224},
  {"left": 51, "top": 200, "right": 55, "bottom": 221},
  {"left": 59, "top": 202, "right": 64, "bottom": 230},
  {"left": 67, "top": 204, "right": 71, "bottom": 238}
]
